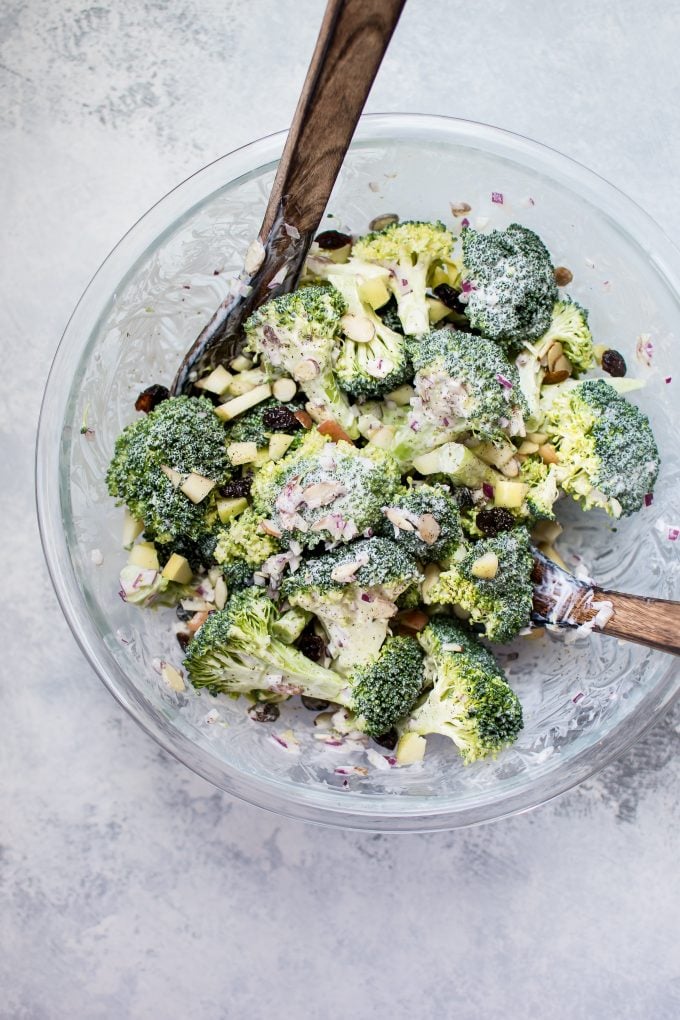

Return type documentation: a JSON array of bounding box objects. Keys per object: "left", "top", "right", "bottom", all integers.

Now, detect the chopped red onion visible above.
[
  {"left": 482, "top": 483, "right": 494, "bottom": 500},
  {"left": 668, "top": 527, "right": 679, "bottom": 541},
  {"left": 644, "top": 492, "right": 654, "bottom": 507},
  {"left": 572, "top": 691, "right": 584, "bottom": 704},
  {"left": 271, "top": 734, "right": 288, "bottom": 748},
  {"left": 284, "top": 222, "right": 300, "bottom": 239},
  {"left": 461, "top": 279, "right": 475, "bottom": 294},
  {"left": 460, "top": 217, "right": 470, "bottom": 228},
  {"left": 665, "top": 376, "right": 672, "bottom": 384},
  {"left": 267, "top": 266, "right": 288, "bottom": 289},
  {"left": 496, "top": 373, "right": 513, "bottom": 390},
  {"left": 491, "top": 191, "right": 504, "bottom": 204},
  {"left": 636, "top": 333, "right": 654, "bottom": 366}
]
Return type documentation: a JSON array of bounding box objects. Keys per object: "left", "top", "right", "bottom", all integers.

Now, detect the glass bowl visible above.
[{"left": 36, "top": 114, "right": 680, "bottom": 831}]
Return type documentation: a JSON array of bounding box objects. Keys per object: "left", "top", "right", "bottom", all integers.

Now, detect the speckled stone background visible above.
[{"left": 2, "top": 1, "right": 680, "bottom": 1016}]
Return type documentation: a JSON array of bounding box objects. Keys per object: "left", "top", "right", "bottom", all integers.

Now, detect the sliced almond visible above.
[
  {"left": 293, "top": 359, "right": 321, "bottom": 382},
  {"left": 160, "top": 662, "right": 185, "bottom": 692},
  {"left": 517, "top": 440, "right": 539, "bottom": 456},
  {"left": 187, "top": 610, "right": 210, "bottom": 634},
  {"left": 214, "top": 576, "right": 228, "bottom": 610},
  {"left": 302, "top": 481, "right": 346, "bottom": 509},
  {"left": 317, "top": 419, "right": 354, "bottom": 444},
  {"left": 244, "top": 238, "right": 265, "bottom": 275},
  {"left": 293, "top": 409, "right": 314, "bottom": 429},
  {"left": 543, "top": 369, "right": 570, "bottom": 385},
  {"left": 416, "top": 513, "right": 441, "bottom": 546},
  {"left": 340, "top": 313, "right": 375, "bottom": 343},
  {"left": 272, "top": 377, "right": 297, "bottom": 402},
  {"left": 330, "top": 561, "right": 362, "bottom": 583},
  {"left": 499, "top": 457, "right": 520, "bottom": 478},
  {"left": 259, "top": 519, "right": 282, "bottom": 539},
  {"left": 553, "top": 354, "right": 573, "bottom": 375},
  {"left": 547, "top": 341, "right": 564, "bottom": 372},
  {"left": 396, "top": 609, "right": 429, "bottom": 632},
  {"left": 421, "top": 562, "right": 441, "bottom": 601},
  {"left": 526, "top": 432, "right": 548, "bottom": 445},
  {"left": 368, "top": 212, "right": 399, "bottom": 231},
  {"left": 538, "top": 443, "right": 559, "bottom": 464},
  {"left": 383, "top": 507, "right": 416, "bottom": 532}
]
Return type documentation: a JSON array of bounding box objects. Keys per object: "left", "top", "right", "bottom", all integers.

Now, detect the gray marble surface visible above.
[{"left": 2, "top": 1, "right": 680, "bottom": 1016}]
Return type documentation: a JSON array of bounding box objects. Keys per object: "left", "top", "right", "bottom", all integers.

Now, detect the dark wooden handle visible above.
[
  {"left": 259, "top": 0, "right": 406, "bottom": 240},
  {"left": 596, "top": 589, "right": 680, "bottom": 655}
]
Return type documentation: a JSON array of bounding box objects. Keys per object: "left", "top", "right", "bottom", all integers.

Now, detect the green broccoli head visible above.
[
  {"left": 519, "top": 457, "right": 559, "bottom": 521},
  {"left": 184, "top": 589, "right": 345, "bottom": 699},
  {"left": 346, "top": 635, "right": 425, "bottom": 737},
  {"left": 328, "top": 266, "right": 411, "bottom": 399},
  {"left": 380, "top": 482, "right": 463, "bottom": 562},
  {"left": 221, "top": 558, "right": 254, "bottom": 593},
  {"left": 243, "top": 285, "right": 357, "bottom": 436},
  {"left": 106, "top": 396, "right": 231, "bottom": 544},
  {"left": 213, "top": 507, "right": 280, "bottom": 568},
  {"left": 280, "top": 537, "right": 420, "bottom": 673},
  {"left": 406, "top": 616, "right": 523, "bottom": 763},
  {"left": 353, "top": 220, "right": 456, "bottom": 335},
  {"left": 461, "top": 224, "right": 557, "bottom": 349},
  {"left": 545, "top": 379, "right": 660, "bottom": 517},
  {"left": 252, "top": 433, "right": 401, "bottom": 549},
  {"left": 392, "top": 329, "right": 527, "bottom": 464},
  {"left": 423, "top": 527, "right": 534, "bottom": 643}
]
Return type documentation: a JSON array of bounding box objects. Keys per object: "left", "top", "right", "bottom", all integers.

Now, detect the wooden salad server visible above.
[
  {"left": 531, "top": 548, "right": 680, "bottom": 655},
  {"left": 172, "top": 0, "right": 406, "bottom": 395}
]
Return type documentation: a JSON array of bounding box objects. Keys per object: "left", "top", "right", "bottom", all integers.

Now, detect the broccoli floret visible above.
[
  {"left": 392, "top": 329, "right": 527, "bottom": 465},
  {"left": 405, "top": 617, "right": 523, "bottom": 763},
  {"left": 423, "top": 528, "right": 533, "bottom": 643},
  {"left": 221, "top": 558, "right": 254, "bottom": 593},
  {"left": 378, "top": 296, "right": 404, "bottom": 335},
  {"left": 461, "top": 224, "right": 557, "bottom": 349},
  {"left": 184, "top": 589, "right": 346, "bottom": 698},
  {"left": 346, "top": 636, "right": 425, "bottom": 736},
  {"left": 534, "top": 299, "right": 594, "bottom": 376},
  {"left": 228, "top": 397, "right": 302, "bottom": 447},
  {"left": 322, "top": 262, "right": 411, "bottom": 398},
  {"left": 118, "top": 564, "right": 194, "bottom": 609},
  {"left": 396, "top": 584, "right": 422, "bottom": 610},
  {"left": 243, "top": 285, "right": 357, "bottom": 437},
  {"left": 158, "top": 528, "right": 222, "bottom": 571},
  {"left": 353, "top": 220, "right": 456, "bottom": 335},
  {"left": 380, "top": 483, "right": 463, "bottom": 562},
  {"left": 280, "top": 537, "right": 420, "bottom": 673},
  {"left": 544, "top": 379, "right": 660, "bottom": 517},
  {"left": 252, "top": 434, "right": 401, "bottom": 549},
  {"left": 519, "top": 457, "right": 559, "bottom": 521},
  {"left": 106, "top": 396, "right": 231, "bottom": 544},
  {"left": 214, "top": 507, "right": 280, "bottom": 568}
]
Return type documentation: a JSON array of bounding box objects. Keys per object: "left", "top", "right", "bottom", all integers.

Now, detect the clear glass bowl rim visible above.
[{"left": 36, "top": 113, "right": 680, "bottom": 832}]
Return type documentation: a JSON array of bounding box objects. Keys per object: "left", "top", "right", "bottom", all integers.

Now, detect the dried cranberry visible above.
[
  {"left": 374, "top": 728, "right": 398, "bottom": 750},
  {"left": 453, "top": 486, "right": 474, "bottom": 511},
  {"left": 135, "top": 384, "right": 169, "bottom": 413},
  {"left": 301, "top": 695, "right": 330, "bottom": 711},
  {"left": 298, "top": 629, "right": 326, "bottom": 662},
  {"left": 220, "top": 475, "right": 253, "bottom": 499},
  {"left": 601, "top": 349, "right": 626, "bottom": 377},
  {"left": 432, "top": 283, "right": 466, "bottom": 314},
  {"left": 315, "top": 229, "right": 352, "bottom": 250},
  {"left": 176, "top": 631, "right": 191, "bottom": 652},
  {"left": 175, "top": 603, "right": 192, "bottom": 622},
  {"left": 476, "top": 507, "right": 515, "bottom": 537},
  {"left": 248, "top": 702, "right": 280, "bottom": 723},
  {"left": 262, "top": 406, "right": 301, "bottom": 432}
]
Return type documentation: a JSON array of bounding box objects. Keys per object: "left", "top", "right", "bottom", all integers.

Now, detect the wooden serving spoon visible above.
[
  {"left": 531, "top": 548, "right": 680, "bottom": 655},
  {"left": 171, "top": 0, "right": 406, "bottom": 396}
]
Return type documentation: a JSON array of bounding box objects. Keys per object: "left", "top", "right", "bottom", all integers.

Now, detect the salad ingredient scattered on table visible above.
[{"left": 106, "top": 216, "right": 661, "bottom": 767}]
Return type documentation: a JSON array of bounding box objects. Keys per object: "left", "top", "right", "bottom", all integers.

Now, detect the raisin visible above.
[
  {"left": 315, "top": 229, "right": 352, "bottom": 250},
  {"left": 262, "top": 406, "right": 301, "bottom": 432},
  {"left": 175, "top": 603, "right": 192, "bottom": 622},
  {"left": 374, "top": 728, "right": 398, "bottom": 750},
  {"left": 248, "top": 702, "right": 280, "bottom": 723},
  {"left": 301, "top": 696, "right": 330, "bottom": 711},
  {"left": 176, "top": 631, "right": 191, "bottom": 652},
  {"left": 476, "top": 507, "right": 515, "bottom": 537},
  {"left": 432, "top": 283, "right": 466, "bottom": 314},
  {"left": 453, "top": 486, "right": 474, "bottom": 511},
  {"left": 297, "top": 629, "right": 326, "bottom": 662},
  {"left": 135, "top": 383, "right": 169, "bottom": 413},
  {"left": 220, "top": 475, "right": 253, "bottom": 499},
  {"left": 601, "top": 349, "right": 626, "bottom": 377}
]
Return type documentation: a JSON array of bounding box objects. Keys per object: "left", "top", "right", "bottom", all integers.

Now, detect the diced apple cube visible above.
[
  {"left": 269, "top": 433, "right": 295, "bottom": 461},
  {"left": 230, "top": 354, "right": 254, "bottom": 372},
  {"left": 215, "top": 383, "right": 272, "bottom": 421},
  {"left": 493, "top": 479, "right": 529, "bottom": 509},
  {"left": 426, "top": 296, "right": 451, "bottom": 325},
  {"left": 194, "top": 365, "right": 233, "bottom": 395},
  {"left": 470, "top": 551, "right": 499, "bottom": 579},
  {"left": 160, "top": 464, "right": 183, "bottom": 487},
  {"left": 358, "top": 274, "right": 390, "bottom": 310},
  {"left": 217, "top": 497, "right": 248, "bottom": 523},
  {"left": 369, "top": 425, "right": 395, "bottom": 450},
  {"left": 128, "top": 541, "right": 159, "bottom": 571},
  {"left": 396, "top": 733, "right": 427, "bottom": 765},
  {"left": 122, "top": 509, "right": 144, "bottom": 550},
  {"left": 161, "top": 553, "right": 193, "bottom": 584},
  {"left": 180, "top": 472, "right": 216, "bottom": 504},
  {"left": 253, "top": 448, "right": 271, "bottom": 468},
  {"left": 227, "top": 441, "right": 258, "bottom": 465},
  {"left": 160, "top": 662, "right": 185, "bottom": 692},
  {"left": 384, "top": 385, "right": 414, "bottom": 406},
  {"left": 228, "top": 369, "right": 268, "bottom": 396}
]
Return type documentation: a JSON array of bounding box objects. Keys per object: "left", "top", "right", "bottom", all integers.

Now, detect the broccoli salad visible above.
[{"left": 106, "top": 216, "right": 660, "bottom": 768}]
